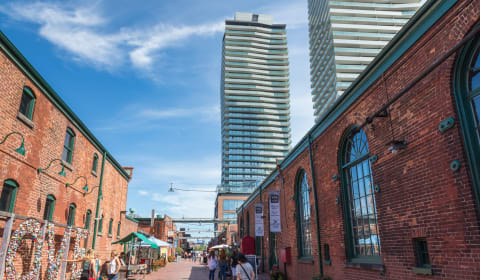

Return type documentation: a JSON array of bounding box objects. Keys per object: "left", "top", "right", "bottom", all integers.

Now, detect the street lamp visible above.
[
  {"left": 0, "top": 131, "right": 26, "bottom": 156},
  {"left": 37, "top": 158, "right": 66, "bottom": 177},
  {"left": 66, "top": 176, "right": 88, "bottom": 193},
  {"left": 168, "top": 183, "right": 216, "bottom": 193}
]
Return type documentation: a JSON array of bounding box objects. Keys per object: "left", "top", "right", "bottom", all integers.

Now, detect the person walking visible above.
[
  {"left": 230, "top": 249, "right": 239, "bottom": 280},
  {"left": 236, "top": 254, "right": 255, "bottom": 280},
  {"left": 94, "top": 252, "right": 102, "bottom": 280},
  {"left": 218, "top": 251, "right": 228, "bottom": 280},
  {"left": 107, "top": 251, "right": 122, "bottom": 280},
  {"left": 79, "top": 249, "right": 97, "bottom": 280},
  {"left": 207, "top": 251, "right": 217, "bottom": 280}
]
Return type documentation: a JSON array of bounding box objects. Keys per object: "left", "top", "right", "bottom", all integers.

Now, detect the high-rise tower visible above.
[
  {"left": 220, "top": 12, "right": 291, "bottom": 191},
  {"left": 308, "top": 0, "right": 425, "bottom": 121}
]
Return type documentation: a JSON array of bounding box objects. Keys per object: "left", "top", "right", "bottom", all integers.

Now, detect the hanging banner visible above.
[
  {"left": 269, "top": 190, "right": 281, "bottom": 232},
  {"left": 254, "top": 203, "right": 264, "bottom": 237}
]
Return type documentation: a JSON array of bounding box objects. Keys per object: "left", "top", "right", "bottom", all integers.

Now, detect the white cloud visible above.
[
  {"left": 138, "top": 190, "right": 148, "bottom": 196},
  {"left": 261, "top": 1, "right": 308, "bottom": 30},
  {"left": 0, "top": 1, "right": 224, "bottom": 71}
]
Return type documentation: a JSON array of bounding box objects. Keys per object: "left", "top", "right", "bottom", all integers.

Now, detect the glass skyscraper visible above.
[
  {"left": 220, "top": 12, "right": 291, "bottom": 190},
  {"left": 308, "top": 0, "right": 426, "bottom": 121}
]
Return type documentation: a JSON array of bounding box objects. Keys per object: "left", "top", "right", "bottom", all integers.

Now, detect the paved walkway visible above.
[{"left": 145, "top": 259, "right": 269, "bottom": 280}]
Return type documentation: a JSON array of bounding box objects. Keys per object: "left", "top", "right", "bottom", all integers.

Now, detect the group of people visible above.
[
  {"left": 76, "top": 250, "right": 126, "bottom": 280},
  {"left": 206, "top": 249, "right": 255, "bottom": 280}
]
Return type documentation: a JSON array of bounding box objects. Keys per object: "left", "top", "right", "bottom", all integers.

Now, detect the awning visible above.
[
  {"left": 112, "top": 232, "right": 158, "bottom": 248},
  {"left": 210, "top": 244, "right": 230, "bottom": 249},
  {"left": 148, "top": 236, "right": 173, "bottom": 247}
]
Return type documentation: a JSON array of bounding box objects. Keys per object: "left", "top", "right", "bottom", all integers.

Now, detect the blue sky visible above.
[{"left": 0, "top": 0, "right": 314, "bottom": 232}]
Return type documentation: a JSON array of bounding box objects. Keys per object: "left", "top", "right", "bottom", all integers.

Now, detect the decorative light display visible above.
[
  {"left": 70, "top": 228, "right": 88, "bottom": 280},
  {"left": 46, "top": 224, "right": 71, "bottom": 280},
  {"left": 5, "top": 219, "right": 43, "bottom": 280}
]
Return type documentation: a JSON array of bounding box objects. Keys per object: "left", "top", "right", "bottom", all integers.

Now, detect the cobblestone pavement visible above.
[{"left": 144, "top": 259, "right": 269, "bottom": 280}]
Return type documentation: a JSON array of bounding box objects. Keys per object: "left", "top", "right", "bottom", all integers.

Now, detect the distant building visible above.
[
  {"left": 220, "top": 12, "right": 292, "bottom": 188},
  {"left": 308, "top": 0, "right": 425, "bottom": 121},
  {"left": 137, "top": 214, "right": 177, "bottom": 256}
]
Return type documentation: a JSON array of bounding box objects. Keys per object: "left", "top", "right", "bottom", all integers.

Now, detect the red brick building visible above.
[
  {"left": 237, "top": 1, "right": 480, "bottom": 279},
  {"left": 0, "top": 27, "right": 137, "bottom": 277},
  {"left": 137, "top": 215, "right": 177, "bottom": 256}
]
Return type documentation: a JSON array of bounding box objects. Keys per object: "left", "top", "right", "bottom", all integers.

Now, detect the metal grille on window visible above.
[
  {"left": 344, "top": 129, "right": 380, "bottom": 257},
  {"left": 298, "top": 171, "right": 312, "bottom": 257}
]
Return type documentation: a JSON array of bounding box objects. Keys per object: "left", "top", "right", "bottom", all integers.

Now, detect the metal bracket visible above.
[
  {"left": 439, "top": 117, "right": 455, "bottom": 132},
  {"left": 450, "top": 160, "right": 461, "bottom": 172}
]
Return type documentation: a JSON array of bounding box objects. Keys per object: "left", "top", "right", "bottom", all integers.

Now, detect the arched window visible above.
[
  {"left": 0, "top": 179, "right": 18, "bottom": 213},
  {"left": 99, "top": 215, "right": 104, "bottom": 233},
  {"left": 117, "top": 222, "right": 121, "bottom": 237},
  {"left": 108, "top": 218, "right": 113, "bottom": 236},
  {"left": 67, "top": 203, "right": 76, "bottom": 226},
  {"left": 296, "top": 170, "right": 312, "bottom": 258},
  {"left": 92, "top": 153, "right": 98, "bottom": 173},
  {"left": 62, "top": 128, "right": 75, "bottom": 164},
  {"left": 85, "top": 210, "right": 92, "bottom": 230},
  {"left": 19, "top": 86, "right": 36, "bottom": 120},
  {"left": 43, "top": 195, "right": 55, "bottom": 221},
  {"left": 454, "top": 35, "right": 480, "bottom": 204},
  {"left": 340, "top": 128, "right": 380, "bottom": 260}
]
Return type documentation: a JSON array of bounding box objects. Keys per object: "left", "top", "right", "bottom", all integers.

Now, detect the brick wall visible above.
[
  {"left": 0, "top": 28, "right": 135, "bottom": 277},
  {"left": 239, "top": 1, "right": 480, "bottom": 279}
]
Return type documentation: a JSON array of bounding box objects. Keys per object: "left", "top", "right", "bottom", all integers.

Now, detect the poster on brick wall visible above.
[
  {"left": 254, "top": 203, "right": 264, "bottom": 237},
  {"left": 269, "top": 190, "right": 281, "bottom": 232}
]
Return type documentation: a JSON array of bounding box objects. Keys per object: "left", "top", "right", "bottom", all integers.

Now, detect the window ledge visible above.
[
  {"left": 344, "top": 262, "right": 385, "bottom": 272},
  {"left": 297, "top": 258, "right": 314, "bottom": 264},
  {"left": 62, "top": 160, "right": 73, "bottom": 171},
  {"left": 91, "top": 170, "right": 98, "bottom": 177},
  {"left": 413, "top": 267, "right": 433, "bottom": 275},
  {"left": 17, "top": 112, "right": 34, "bottom": 129},
  {"left": 324, "top": 260, "right": 331, "bottom": 266},
  {"left": 97, "top": 232, "right": 103, "bottom": 237},
  {"left": 108, "top": 234, "right": 112, "bottom": 238}
]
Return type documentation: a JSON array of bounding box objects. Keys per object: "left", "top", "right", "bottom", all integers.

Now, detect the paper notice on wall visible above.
[
  {"left": 269, "top": 190, "right": 281, "bottom": 232},
  {"left": 254, "top": 203, "right": 264, "bottom": 237}
]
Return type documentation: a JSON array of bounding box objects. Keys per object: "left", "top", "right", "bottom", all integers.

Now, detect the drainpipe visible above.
[
  {"left": 308, "top": 134, "right": 323, "bottom": 277},
  {"left": 92, "top": 151, "right": 106, "bottom": 249}
]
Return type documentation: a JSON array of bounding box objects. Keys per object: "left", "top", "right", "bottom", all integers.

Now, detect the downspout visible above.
[
  {"left": 92, "top": 151, "right": 106, "bottom": 249},
  {"left": 308, "top": 134, "right": 323, "bottom": 277}
]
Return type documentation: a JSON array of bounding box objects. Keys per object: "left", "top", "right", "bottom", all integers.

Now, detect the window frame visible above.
[
  {"left": 0, "top": 179, "right": 18, "bottom": 213},
  {"left": 108, "top": 218, "right": 113, "bottom": 236},
  {"left": 43, "top": 194, "right": 56, "bottom": 221},
  {"left": 339, "top": 126, "right": 381, "bottom": 263},
  {"left": 92, "top": 153, "right": 98, "bottom": 173},
  {"left": 295, "top": 169, "right": 313, "bottom": 259},
  {"left": 85, "top": 210, "right": 92, "bottom": 230},
  {"left": 98, "top": 215, "right": 104, "bottom": 233},
  {"left": 246, "top": 211, "right": 250, "bottom": 236},
  {"left": 19, "top": 86, "right": 36, "bottom": 120},
  {"left": 67, "top": 203, "right": 76, "bottom": 226},
  {"left": 62, "top": 128, "right": 76, "bottom": 164},
  {"left": 117, "top": 221, "right": 121, "bottom": 237},
  {"left": 453, "top": 35, "right": 480, "bottom": 214}
]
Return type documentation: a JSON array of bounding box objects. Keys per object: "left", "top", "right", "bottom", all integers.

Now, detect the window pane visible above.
[
  {"left": 471, "top": 73, "right": 480, "bottom": 91},
  {"left": 344, "top": 129, "right": 380, "bottom": 258},
  {"left": 19, "top": 92, "right": 33, "bottom": 118},
  {"left": 298, "top": 172, "right": 312, "bottom": 257},
  {"left": 473, "top": 96, "right": 480, "bottom": 128},
  {"left": 62, "top": 148, "right": 70, "bottom": 162},
  {"left": 43, "top": 198, "right": 54, "bottom": 221},
  {"left": 0, "top": 185, "right": 13, "bottom": 212}
]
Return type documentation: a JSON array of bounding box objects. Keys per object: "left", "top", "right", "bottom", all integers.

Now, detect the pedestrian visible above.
[
  {"left": 230, "top": 249, "right": 239, "bottom": 280},
  {"left": 93, "top": 252, "right": 102, "bottom": 280},
  {"left": 107, "top": 251, "right": 121, "bottom": 280},
  {"left": 119, "top": 252, "right": 126, "bottom": 266},
  {"left": 218, "top": 251, "right": 227, "bottom": 280},
  {"left": 207, "top": 251, "right": 217, "bottom": 280},
  {"left": 236, "top": 254, "right": 255, "bottom": 280},
  {"left": 79, "top": 249, "right": 96, "bottom": 280}
]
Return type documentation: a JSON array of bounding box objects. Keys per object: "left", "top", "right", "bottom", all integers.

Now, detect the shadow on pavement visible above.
[{"left": 189, "top": 266, "right": 209, "bottom": 280}]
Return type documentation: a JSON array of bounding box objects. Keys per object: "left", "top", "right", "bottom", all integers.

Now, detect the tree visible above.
[{"left": 175, "top": 247, "right": 184, "bottom": 254}]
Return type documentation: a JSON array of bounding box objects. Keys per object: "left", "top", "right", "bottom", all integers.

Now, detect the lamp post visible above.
[
  {"left": 66, "top": 176, "right": 88, "bottom": 193},
  {"left": 168, "top": 183, "right": 216, "bottom": 193},
  {"left": 0, "top": 131, "right": 26, "bottom": 156},
  {"left": 37, "top": 158, "right": 66, "bottom": 177}
]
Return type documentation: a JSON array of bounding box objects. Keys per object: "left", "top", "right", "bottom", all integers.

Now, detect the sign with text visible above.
[
  {"left": 254, "top": 203, "right": 264, "bottom": 237},
  {"left": 269, "top": 190, "right": 281, "bottom": 232}
]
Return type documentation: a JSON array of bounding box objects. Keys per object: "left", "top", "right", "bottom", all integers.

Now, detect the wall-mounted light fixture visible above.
[
  {"left": 387, "top": 140, "right": 408, "bottom": 154},
  {"left": 0, "top": 131, "right": 26, "bottom": 156},
  {"left": 37, "top": 158, "right": 66, "bottom": 177},
  {"left": 66, "top": 176, "right": 88, "bottom": 193}
]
